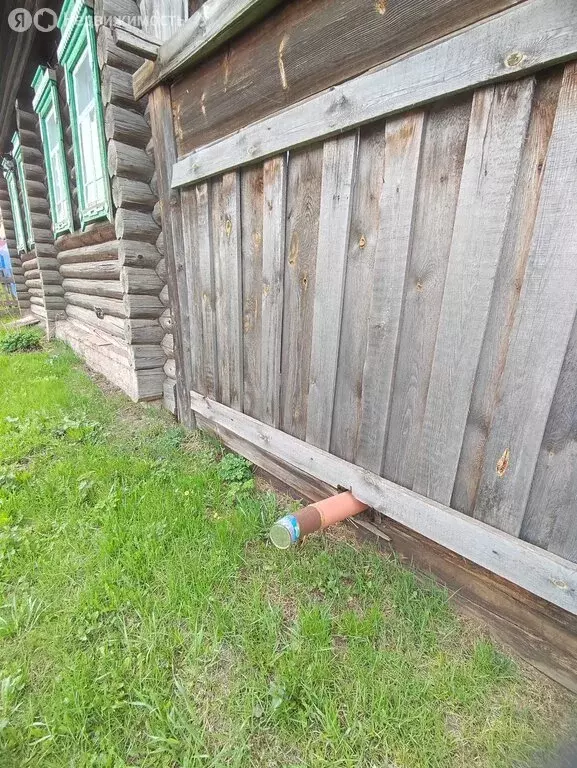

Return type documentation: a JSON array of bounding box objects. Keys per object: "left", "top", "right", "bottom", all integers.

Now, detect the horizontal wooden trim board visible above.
[
  {"left": 190, "top": 392, "right": 577, "bottom": 615},
  {"left": 172, "top": 0, "right": 577, "bottom": 187},
  {"left": 133, "top": 0, "right": 284, "bottom": 99}
]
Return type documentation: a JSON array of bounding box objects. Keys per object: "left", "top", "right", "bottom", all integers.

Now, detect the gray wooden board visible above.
[
  {"left": 474, "top": 63, "right": 577, "bottom": 538},
  {"left": 413, "top": 80, "right": 534, "bottom": 505},
  {"left": 190, "top": 390, "right": 577, "bottom": 616},
  {"left": 181, "top": 186, "right": 205, "bottom": 392},
  {"left": 195, "top": 182, "right": 218, "bottom": 398},
  {"left": 211, "top": 171, "right": 243, "bottom": 410},
  {"left": 452, "top": 71, "right": 563, "bottom": 516},
  {"left": 240, "top": 164, "right": 264, "bottom": 419},
  {"left": 330, "top": 122, "right": 388, "bottom": 464},
  {"left": 260, "top": 155, "right": 287, "bottom": 428},
  {"left": 305, "top": 133, "right": 358, "bottom": 450},
  {"left": 383, "top": 97, "right": 471, "bottom": 489},
  {"left": 521, "top": 311, "right": 577, "bottom": 560},
  {"left": 171, "top": 0, "right": 577, "bottom": 188},
  {"left": 280, "top": 145, "right": 323, "bottom": 440},
  {"left": 354, "top": 111, "right": 424, "bottom": 474},
  {"left": 148, "top": 85, "right": 194, "bottom": 427}
]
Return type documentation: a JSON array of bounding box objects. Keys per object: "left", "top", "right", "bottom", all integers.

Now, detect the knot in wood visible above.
[
  {"left": 496, "top": 448, "right": 510, "bottom": 477},
  {"left": 504, "top": 51, "right": 525, "bottom": 68}
]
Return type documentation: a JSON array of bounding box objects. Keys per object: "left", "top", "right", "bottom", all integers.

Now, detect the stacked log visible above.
[
  {"left": 0, "top": 178, "right": 31, "bottom": 313},
  {"left": 15, "top": 103, "right": 64, "bottom": 332},
  {"left": 97, "top": 5, "right": 165, "bottom": 401},
  {"left": 56, "top": 232, "right": 123, "bottom": 324},
  {"left": 136, "top": 2, "right": 190, "bottom": 414}
]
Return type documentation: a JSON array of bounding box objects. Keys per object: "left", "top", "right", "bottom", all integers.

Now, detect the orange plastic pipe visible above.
[{"left": 269, "top": 492, "right": 368, "bottom": 549}]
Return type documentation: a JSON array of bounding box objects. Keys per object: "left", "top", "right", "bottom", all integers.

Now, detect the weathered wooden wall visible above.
[
  {"left": 174, "top": 60, "right": 577, "bottom": 564},
  {"left": 171, "top": 0, "right": 531, "bottom": 155}
]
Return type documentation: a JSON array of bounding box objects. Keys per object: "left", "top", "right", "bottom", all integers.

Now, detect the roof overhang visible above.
[{"left": 0, "top": 0, "right": 61, "bottom": 151}]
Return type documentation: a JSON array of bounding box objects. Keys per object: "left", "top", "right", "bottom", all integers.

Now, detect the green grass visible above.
[{"left": 0, "top": 340, "right": 572, "bottom": 767}]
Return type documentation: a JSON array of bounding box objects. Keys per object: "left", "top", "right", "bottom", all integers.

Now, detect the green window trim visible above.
[
  {"left": 57, "top": 0, "right": 112, "bottom": 228},
  {"left": 32, "top": 66, "right": 74, "bottom": 237},
  {"left": 11, "top": 132, "right": 35, "bottom": 249},
  {"left": 1, "top": 160, "right": 27, "bottom": 254}
]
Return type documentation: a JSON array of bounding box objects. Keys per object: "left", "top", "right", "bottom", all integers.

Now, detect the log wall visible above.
[
  {"left": 0, "top": 0, "right": 189, "bottom": 402},
  {"left": 136, "top": 0, "right": 190, "bottom": 412},
  {"left": 53, "top": 0, "right": 182, "bottom": 401}
]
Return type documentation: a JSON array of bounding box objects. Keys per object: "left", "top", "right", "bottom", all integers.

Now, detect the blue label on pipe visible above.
[{"left": 277, "top": 514, "right": 300, "bottom": 545}]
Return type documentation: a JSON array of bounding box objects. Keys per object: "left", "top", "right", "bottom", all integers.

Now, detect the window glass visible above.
[
  {"left": 12, "top": 140, "right": 34, "bottom": 249},
  {"left": 46, "top": 107, "right": 69, "bottom": 225},
  {"left": 32, "top": 67, "right": 73, "bottom": 235},
  {"left": 72, "top": 50, "right": 105, "bottom": 212},
  {"left": 73, "top": 50, "right": 93, "bottom": 115},
  {"left": 57, "top": 1, "right": 112, "bottom": 226}
]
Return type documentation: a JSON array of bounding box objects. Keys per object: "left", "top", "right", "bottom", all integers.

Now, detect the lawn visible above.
[{"left": 0, "top": 333, "right": 573, "bottom": 767}]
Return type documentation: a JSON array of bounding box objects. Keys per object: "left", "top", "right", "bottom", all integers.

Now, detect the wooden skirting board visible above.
[
  {"left": 192, "top": 404, "right": 577, "bottom": 693},
  {"left": 190, "top": 391, "right": 577, "bottom": 612}
]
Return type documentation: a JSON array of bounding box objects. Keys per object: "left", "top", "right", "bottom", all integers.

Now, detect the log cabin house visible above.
[
  {"left": 2, "top": 0, "right": 577, "bottom": 694},
  {"left": 0, "top": 0, "right": 181, "bottom": 403}
]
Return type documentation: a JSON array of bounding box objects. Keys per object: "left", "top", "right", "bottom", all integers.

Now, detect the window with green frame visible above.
[
  {"left": 12, "top": 133, "right": 35, "bottom": 249},
  {"left": 1, "top": 160, "right": 27, "bottom": 254},
  {"left": 57, "top": 0, "right": 112, "bottom": 227},
  {"left": 32, "top": 67, "right": 74, "bottom": 237}
]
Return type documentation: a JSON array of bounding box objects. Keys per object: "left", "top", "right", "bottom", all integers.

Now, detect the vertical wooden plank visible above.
[
  {"left": 280, "top": 145, "right": 323, "bottom": 440},
  {"left": 354, "top": 112, "right": 424, "bottom": 474},
  {"left": 330, "top": 122, "right": 387, "bottom": 464},
  {"left": 240, "top": 164, "right": 264, "bottom": 418},
  {"left": 305, "top": 132, "right": 358, "bottom": 450},
  {"left": 383, "top": 99, "right": 470, "bottom": 488},
  {"left": 211, "top": 171, "right": 243, "bottom": 410},
  {"left": 474, "top": 63, "right": 577, "bottom": 537},
  {"left": 261, "top": 155, "right": 287, "bottom": 428},
  {"left": 181, "top": 186, "right": 205, "bottom": 393},
  {"left": 452, "top": 72, "right": 562, "bottom": 515},
  {"left": 521, "top": 312, "right": 577, "bottom": 559},
  {"left": 195, "top": 182, "right": 218, "bottom": 398},
  {"left": 548, "top": 468, "right": 577, "bottom": 563},
  {"left": 148, "top": 85, "right": 195, "bottom": 428},
  {"left": 412, "top": 80, "right": 534, "bottom": 504}
]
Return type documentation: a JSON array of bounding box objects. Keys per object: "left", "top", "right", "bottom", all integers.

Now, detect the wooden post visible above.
[{"left": 148, "top": 84, "right": 195, "bottom": 428}]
